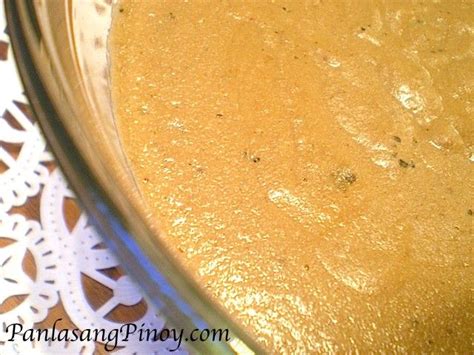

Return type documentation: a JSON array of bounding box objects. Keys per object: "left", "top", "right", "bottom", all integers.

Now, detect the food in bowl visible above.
[{"left": 110, "top": 0, "right": 473, "bottom": 352}]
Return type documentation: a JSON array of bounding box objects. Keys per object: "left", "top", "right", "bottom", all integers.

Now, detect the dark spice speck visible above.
[
  {"left": 333, "top": 167, "right": 357, "bottom": 190},
  {"left": 399, "top": 159, "right": 415, "bottom": 168},
  {"left": 243, "top": 150, "right": 261, "bottom": 163},
  {"left": 392, "top": 135, "right": 402, "bottom": 143}
]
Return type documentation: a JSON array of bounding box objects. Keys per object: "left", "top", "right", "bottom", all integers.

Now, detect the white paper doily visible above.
[{"left": 0, "top": 2, "right": 183, "bottom": 353}]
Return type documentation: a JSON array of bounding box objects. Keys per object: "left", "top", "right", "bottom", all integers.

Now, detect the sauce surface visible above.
[{"left": 111, "top": 1, "right": 473, "bottom": 352}]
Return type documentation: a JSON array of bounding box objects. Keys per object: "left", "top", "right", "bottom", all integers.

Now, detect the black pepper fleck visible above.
[
  {"left": 333, "top": 167, "right": 357, "bottom": 190},
  {"left": 399, "top": 159, "right": 409, "bottom": 168},
  {"left": 244, "top": 150, "right": 261, "bottom": 163},
  {"left": 468, "top": 209, "right": 473, "bottom": 216},
  {"left": 399, "top": 159, "right": 415, "bottom": 168},
  {"left": 392, "top": 135, "right": 402, "bottom": 143}
]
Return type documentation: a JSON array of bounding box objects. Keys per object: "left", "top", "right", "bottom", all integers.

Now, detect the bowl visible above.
[{"left": 5, "top": 0, "right": 261, "bottom": 353}]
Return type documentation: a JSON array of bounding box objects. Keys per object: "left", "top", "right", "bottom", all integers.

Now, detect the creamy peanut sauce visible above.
[{"left": 110, "top": 1, "right": 473, "bottom": 352}]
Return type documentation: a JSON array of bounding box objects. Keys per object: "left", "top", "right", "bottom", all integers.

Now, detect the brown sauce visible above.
[{"left": 110, "top": 1, "right": 473, "bottom": 352}]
